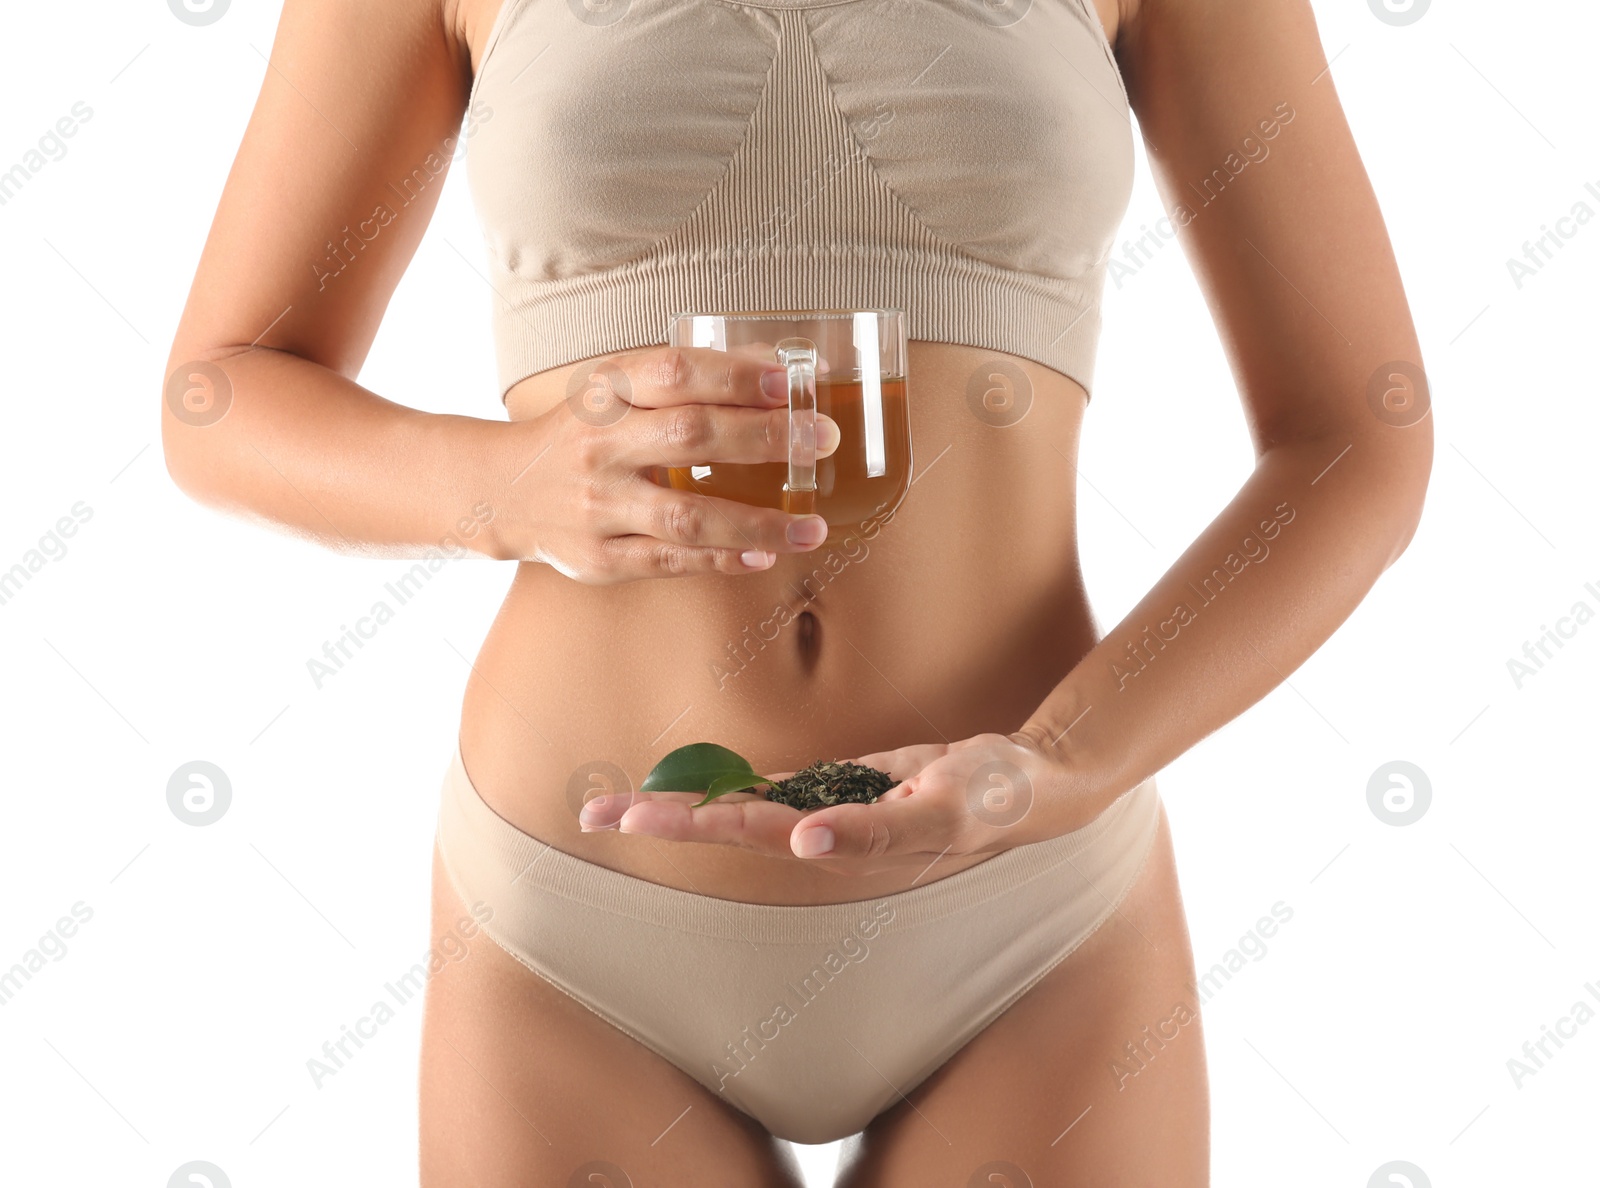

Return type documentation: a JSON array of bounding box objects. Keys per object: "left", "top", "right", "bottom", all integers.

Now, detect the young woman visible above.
[{"left": 162, "top": 0, "right": 1432, "bottom": 1182}]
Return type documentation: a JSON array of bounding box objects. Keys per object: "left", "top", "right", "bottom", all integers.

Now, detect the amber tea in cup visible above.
[{"left": 658, "top": 308, "right": 912, "bottom": 543}]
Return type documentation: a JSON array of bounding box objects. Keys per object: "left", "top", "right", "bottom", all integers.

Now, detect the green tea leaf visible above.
[
  {"left": 640, "top": 742, "right": 757, "bottom": 792},
  {"left": 640, "top": 742, "right": 780, "bottom": 808}
]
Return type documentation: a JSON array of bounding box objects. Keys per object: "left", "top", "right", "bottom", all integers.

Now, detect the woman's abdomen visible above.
[{"left": 458, "top": 341, "right": 1100, "bottom": 904}]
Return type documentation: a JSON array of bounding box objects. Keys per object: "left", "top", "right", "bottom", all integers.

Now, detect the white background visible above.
[{"left": 1, "top": 0, "right": 1595, "bottom": 1185}]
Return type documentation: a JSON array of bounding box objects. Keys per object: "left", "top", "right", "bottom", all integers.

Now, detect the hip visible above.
[{"left": 430, "top": 739, "right": 1164, "bottom": 1143}]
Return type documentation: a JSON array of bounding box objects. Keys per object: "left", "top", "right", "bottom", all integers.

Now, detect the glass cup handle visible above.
[{"left": 775, "top": 338, "right": 817, "bottom": 494}]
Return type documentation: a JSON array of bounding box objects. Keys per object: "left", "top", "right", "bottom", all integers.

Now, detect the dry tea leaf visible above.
[{"left": 765, "top": 759, "right": 897, "bottom": 810}]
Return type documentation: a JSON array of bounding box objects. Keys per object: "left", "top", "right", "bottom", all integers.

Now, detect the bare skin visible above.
[{"left": 162, "top": 0, "right": 1431, "bottom": 1182}]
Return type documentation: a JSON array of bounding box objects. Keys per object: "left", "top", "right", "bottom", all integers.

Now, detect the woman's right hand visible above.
[{"left": 498, "top": 346, "right": 840, "bottom": 584}]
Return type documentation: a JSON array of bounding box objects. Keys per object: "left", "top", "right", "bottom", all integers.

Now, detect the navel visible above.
[{"left": 795, "top": 608, "right": 820, "bottom": 671}]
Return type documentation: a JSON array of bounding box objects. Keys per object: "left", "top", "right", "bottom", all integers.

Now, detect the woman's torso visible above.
[{"left": 451, "top": 0, "right": 1119, "bottom": 906}]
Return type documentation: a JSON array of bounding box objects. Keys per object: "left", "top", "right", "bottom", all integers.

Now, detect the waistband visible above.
[{"left": 436, "top": 745, "right": 1161, "bottom": 946}]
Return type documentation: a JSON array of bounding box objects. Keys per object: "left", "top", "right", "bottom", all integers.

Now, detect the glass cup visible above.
[{"left": 657, "top": 308, "right": 912, "bottom": 545}]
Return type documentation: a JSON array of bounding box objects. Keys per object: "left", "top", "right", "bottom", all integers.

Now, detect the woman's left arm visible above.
[{"left": 1001, "top": 0, "right": 1434, "bottom": 837}]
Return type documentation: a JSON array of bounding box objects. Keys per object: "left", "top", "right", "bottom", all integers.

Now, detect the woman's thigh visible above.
[
  {"left": 418, "top": 843, "right": 805, "bottom": 1188},
  {"left": 835, "top": 804, "right": 1210, "bottom": 1187}
]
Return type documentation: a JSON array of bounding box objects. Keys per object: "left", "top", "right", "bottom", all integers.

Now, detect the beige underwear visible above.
[{"left": 434, "top": 745, "right": 1160, "bottom": 1145}]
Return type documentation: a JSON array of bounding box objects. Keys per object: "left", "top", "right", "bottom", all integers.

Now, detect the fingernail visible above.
[
  {"left": 795, "top": 826, "right": 834, "bottom": 857},
  {"left": 787, "top": 517, "right": 827, "bottom": 547},
  {"left": 760, "top": 368, "right": 788, "bottom": 401},
  {"left": 816, "top": 416, "right": 840, "bottom": 453},
  {"left": 741, "top": 549, "right": 774, "bottom": 569}
]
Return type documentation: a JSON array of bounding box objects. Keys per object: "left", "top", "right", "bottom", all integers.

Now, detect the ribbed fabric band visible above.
[
  {"left": 436, "top": 743, "right": 1161, "bottom": 945},
  {"left": 492, "top": 241, "right": 1104, "bottom": 401},
  {"left": 471, "top": 2, "right": 1124, "bottom": 399}
]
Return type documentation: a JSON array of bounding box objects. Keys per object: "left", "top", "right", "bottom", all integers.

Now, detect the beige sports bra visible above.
[{"left": 464, "top": 0, "right": 1134, "bottom": 400}]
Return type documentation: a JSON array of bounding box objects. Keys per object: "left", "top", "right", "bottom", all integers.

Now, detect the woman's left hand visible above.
[{"left": 578, "top": 731, "right": 1076, "bottom": 878}]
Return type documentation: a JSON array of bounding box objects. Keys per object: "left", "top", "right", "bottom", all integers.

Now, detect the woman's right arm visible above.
[{"left": 161, "top": 0, "right": 830, "bottom": 580}]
